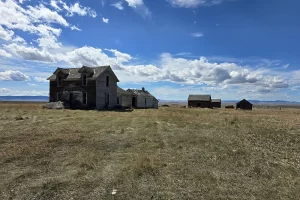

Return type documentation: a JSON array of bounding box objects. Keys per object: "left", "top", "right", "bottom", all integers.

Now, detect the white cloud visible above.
[
  {"left": 102, "top": 17, "right": 109, "bottom": 23},
  {"left": 61, "top": 2, "right": 97, "bottom": 18},
  {"left": 125, "top": 0, "right": 151, "bottom": 18},
  {"left": 119, "top": 53, "right": 290, "bottom": 94},
  {"left": 0, "top": 0, "right": 92, "bottom": 51},
  {"left": 283, "top": 64, "right": 289, "bottom": 69},
  {"left": 50, "top": 0, "right": 62, "bottom": 11},
  {"left": 168, "top": 0, "right": 226, "bottom": 8},
  {"left": 34, "top": 77, "right": 48, "bottom": 82},
  {"left": 36, "top": 35, "right": 62, "bottom": 49},
  {"left": 4, "top": 43, "right": 57, "bottom": 62},
  {"left": 0, "top": 88, "right": 11, "bottom": 93},
  {"left": 12, "top": 36, "right": 26, "bottom": 44},
  {"left": 0, "top": 49, "right": 12, "bottom": 58},
  {"left": 111, "top": 2, "right": 124, "bottom": 10},
  {"left": 105, "top": 49, "right": 132, "bottom": 63},
  {"left": 1, "top": 40, "right": 290, "bottom": 95},
  {"left": 49, "top": 0, "right": 97, "bottom": 18},
  {"left": 191, "top": 32, "right": 203, "bottom": 37},
  {"left": 70, "top": 25, "right": 81, "bottom": 31},
  {"left": 0, "top": 25, "right": 14, "bottom": 41},
  {"left": 27, "top": 4, "right": 69, "bottom": 27},
  {"left": 125, "top": 0, "right": 144, "bottom": 7},
  {"left": 0, "top": 70, "right": 30, "bottom": 81}
]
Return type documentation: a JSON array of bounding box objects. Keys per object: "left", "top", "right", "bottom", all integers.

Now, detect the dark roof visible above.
[
  {"left": 212, "top": 99, "right": 221, "bottom": 103},
  {"left": 237, "top": 99, "right": 252, "bottom": 105},
  {"left": 47, "top": 66, "right": 118, "bottom": 81},
  {"left": 127, "top": 88, "right": 158, "bottom": 101},
  {"left": 117, "top": 86, "right": 131, "bottom": 95},
  {"left": 188, "top": 95, "right": 211, "bottom": 101}
]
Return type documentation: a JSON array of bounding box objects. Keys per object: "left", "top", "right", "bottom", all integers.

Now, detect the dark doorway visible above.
[
  {"left": 132, "top": 97, "right": 136, "bottom": 107},
  {"left": 69, "top": 93, "right": 73, "bottom": 108},
  {"left": 197, "top": 103, "right": 201, "bottom": 107}
]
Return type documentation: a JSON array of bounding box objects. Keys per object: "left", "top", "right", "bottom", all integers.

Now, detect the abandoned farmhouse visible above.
[{"left": 47, "top": 66, "right": 158, "bottom": 109}]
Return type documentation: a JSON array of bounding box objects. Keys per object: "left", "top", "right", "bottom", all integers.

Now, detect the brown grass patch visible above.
[{"left": 0, "top": 103, "right": 299, "bottom": 199}]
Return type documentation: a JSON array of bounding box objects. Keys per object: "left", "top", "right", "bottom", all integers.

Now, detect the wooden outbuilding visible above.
[
  {"left": 236, "top": 99, "right": 253, "bottom": 110},
  {"left": 188, "top": 95, "right": 211, "bottom": 108},
  {"left": 117, "top": 87, "right": 132, "bottom": 108},
  {"left": 127, "top": 87, "right": 158, "bottom": 109},
  {"left": 212, "top": 99, "right": 221, "bottom": 108}
]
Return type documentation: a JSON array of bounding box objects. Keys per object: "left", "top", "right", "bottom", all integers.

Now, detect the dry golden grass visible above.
[{"left": 0, "top": 102, "right": 299, "bottom": 199}]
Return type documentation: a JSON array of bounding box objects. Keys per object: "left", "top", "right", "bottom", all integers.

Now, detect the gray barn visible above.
[
  {"left": 212, "top": 99, "right": 221, "bottom": 108},
  {"left": 188, "top": 95, "right": 212, "bottom": 108}
]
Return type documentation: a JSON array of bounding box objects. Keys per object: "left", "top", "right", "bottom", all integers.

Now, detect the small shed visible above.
[
  {"left": 188, "top": 95, "right": 211, "bottom": 108},
  {"left": 236, "top": 99, "right": 253, "bottom": 110},
  {"left": 127, "top": 87, "right": 158, "bottom": 109},
  {"left": 117, "top": 86, "right": 132, "bottom": 108},
  {"left": 212, "top": 99, "right": 221, "bottom": 108}
]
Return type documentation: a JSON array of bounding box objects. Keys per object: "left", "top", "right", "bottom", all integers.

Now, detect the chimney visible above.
[{"left": 142, "top": 87, "right": 145, "bottom": 91}]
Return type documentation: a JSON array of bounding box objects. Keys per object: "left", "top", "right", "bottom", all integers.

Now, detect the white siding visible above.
[
  {"left": 122, "top": 95, "right": 132, "bottom": 108},
  {"left": 96, "top": 71, "right": 118, "bottom": 109},
  {"left": 135, "top": 96, "right": 157, "bottom": 108}
]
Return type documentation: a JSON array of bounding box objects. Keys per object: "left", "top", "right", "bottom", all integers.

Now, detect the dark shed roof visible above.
[
  {"left": 117, "top": 86, "right": 131, "bottom": 95},
  {"left": 237, "top": 99, "right": 252, "bottom": 105},
  {"left": 47, "top": 65, "right": 119, "bottom": 81},
  {"left": 188, "top": 95, "right": 211, "bottom": 101},
  {"left": 127, "top": 88, "right": 158, "bottom": 101}
]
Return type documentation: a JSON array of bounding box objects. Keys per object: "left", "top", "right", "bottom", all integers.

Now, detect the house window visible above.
[
  {"left": 83, "top": 92, "right": 87, "bottom": 105},
  {"left": 145, "top": 98, "right": 147, "bottom": 106},
  {"left": 106, "top": 76, "right": 109, "bottom": 87},
  {"left": 82, "top": 74, "right": 87, "bottom": 86},
  {"left": 107, "top": 93, "right": 110, "bottom": 104},
  {"left": 57, "top": 92, "right": 62, "bottom": 101},
  {"left": 57, "top": 76, "right": 62, "bottom": 87},
  {"left": 117, "top": 97, "right": 120, "bottom": 104}
]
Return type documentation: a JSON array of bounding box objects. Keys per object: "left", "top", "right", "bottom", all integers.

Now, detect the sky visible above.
[{"left": 0, "top": 0, "right": 300, "bottom": 101}]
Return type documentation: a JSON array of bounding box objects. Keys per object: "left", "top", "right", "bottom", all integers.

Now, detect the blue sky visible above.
[{"left": 0, "top": 0, "right": 300, "bottom": 100}]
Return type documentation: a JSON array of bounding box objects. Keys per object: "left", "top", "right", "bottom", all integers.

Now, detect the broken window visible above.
[
  {"left": 57, "top": 76, "right": 62, "bottom": 87},
  {"left": 106, "top": 76, "right": 109, "bottom": 87},
  {"left": 82, "top": 74, "right": 87, "bottom": 86},
  {"left": 57, "top": 92, "right": 62, "bottom": 101}
]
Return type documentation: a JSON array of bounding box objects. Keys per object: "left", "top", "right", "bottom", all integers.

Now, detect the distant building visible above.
[
  {"left": 236, "top": 99, "right": 253, "bottom": 110},
  {"left": 212, "top": 99, "right": 221, "bottom": 108},
  {"left": 188, "top": 95, "right": 211, "bottom": 108}
]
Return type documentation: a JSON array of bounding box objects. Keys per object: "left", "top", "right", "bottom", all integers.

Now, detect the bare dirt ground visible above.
[{"left": 0, "top": 102, "right": 299, "bottom": 199}]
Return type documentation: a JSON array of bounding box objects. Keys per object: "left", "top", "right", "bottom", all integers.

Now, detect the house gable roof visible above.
[
  {"left": 237, "top": 99, "right": 252, "bottom": 105},
  {"left": 47, "top": 65, "right": 119, "bottom": 82},
  {"left": 188, "top": 95, "right": 211, "bottom": 101}
]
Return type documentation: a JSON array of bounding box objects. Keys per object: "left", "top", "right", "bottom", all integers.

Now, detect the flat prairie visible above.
[{"left": 0, "top": 102, "right": 299, "bottom": 200}]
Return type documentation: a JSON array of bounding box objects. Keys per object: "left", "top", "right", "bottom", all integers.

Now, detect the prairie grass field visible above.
[{"left": 0, "top": 102, "right": 299, "bottom": 199}]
